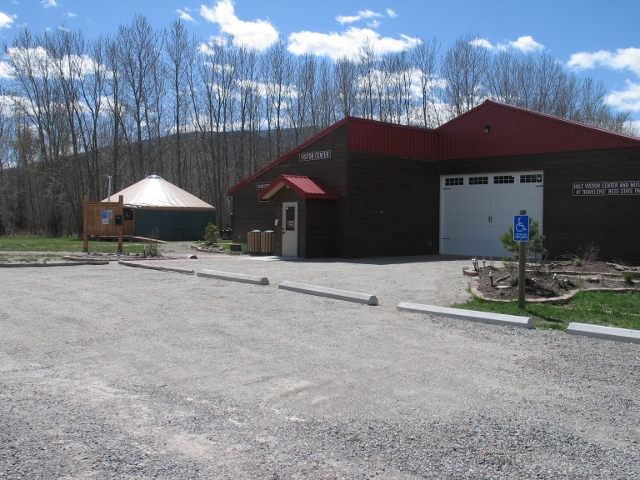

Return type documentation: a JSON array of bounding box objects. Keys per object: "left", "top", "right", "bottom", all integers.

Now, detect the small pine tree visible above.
[
  {"left": 204, "top": 222, "right": 220, "bottom": 245},
  {"left": 500, "top": 219, "right": 546, "bottom": 262}
]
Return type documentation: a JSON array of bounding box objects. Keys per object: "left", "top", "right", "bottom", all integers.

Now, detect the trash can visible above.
[
  {"left": 247, "top": 230, "right": 261, "bottom": 253},
  {"left": 261, "top": 230, "right": 274, "bottom": 254}
]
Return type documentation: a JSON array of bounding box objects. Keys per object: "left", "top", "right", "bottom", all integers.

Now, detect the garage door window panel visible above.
[
  {"left": 469, "top": 176, "right": 488, "bottom": 185},
  {"left": 494, "top": 175, "right": 515, "bottom": 184},
  {"left": 520, "top": 174, "right": 543, "bottom": 183},
  {"left": 445, "top": 177, "right": 464, "bottom": 186}
]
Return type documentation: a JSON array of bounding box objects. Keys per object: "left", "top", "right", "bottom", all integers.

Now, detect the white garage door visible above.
[{"left": 440, "top": 172, "right": 543, "bottom": 259}]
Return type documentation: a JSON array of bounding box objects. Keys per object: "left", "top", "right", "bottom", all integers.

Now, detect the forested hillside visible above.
[{"left": 0, "top": 17, "right": 635, "bottom": 236}]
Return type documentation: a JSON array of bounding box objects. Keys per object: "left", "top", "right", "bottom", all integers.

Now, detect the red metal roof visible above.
[
  {"left": 228, "top": 102, "right": 640, "bottom": 196},
  {"left": 259, "top": 175, "right": 339, "bottom": 200},
  {"left": 437, "top": 100, "right": 640, "bottom": 160},
  {"left": 347, "top": 117, "right": 439, "bottom": 159}
]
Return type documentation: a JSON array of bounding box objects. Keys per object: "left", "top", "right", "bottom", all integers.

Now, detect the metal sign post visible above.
[{"left": 514, "top": 211, "right": 529, "bottom": 309}]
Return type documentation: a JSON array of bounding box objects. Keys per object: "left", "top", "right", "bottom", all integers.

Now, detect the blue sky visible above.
[{"left": 1, "top": 0, "right": 640, "bottom": 122}]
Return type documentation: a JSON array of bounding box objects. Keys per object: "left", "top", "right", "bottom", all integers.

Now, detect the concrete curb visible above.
[
  {"left": 197, "top": 269, "right": 269, "bottom": 285},
  {"left": 0, "top": 261, "right": 109, "bottom": 268},
  {"left": 118, "top": 261, "right": 194, "bottom": 275},
  {"left": 279, "top": 281, "right": 378, "bottom": 305},
  {"left": 566, "top": 322, "right": 640, "bottom": 344},
  {"left": 397, "top": 302, "right": 535, "bottom": 329}
]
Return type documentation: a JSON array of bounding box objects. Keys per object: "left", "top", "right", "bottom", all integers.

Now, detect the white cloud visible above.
[
  {"left": 336, "top": 15, "right": 359, "bottom": 24},
  {"left": 508, "top": 36, "right": 544, "bottom": 53},
  {"left": 0, "top": 61, "right": 13, "bottom": 79},
  {"left": 569, "top": 48, "right": 640, "bottom": 117},
  {"left": 7, "top": 46, "right": 108, "bottom": 80},
  {"left": 200, "top": 0, "right": 278, "bottom": 51},
  {"left": 359, "top": 10, "right": 382, "bottom": 19},
  {"left": 0, "top": 11, "right": 16, "bottom": 29},
  {"left": 386, "top": 9, "right": 397, "bottom": 18},
  {"left": 568, "top": 47, "right": 640, "bottom": 76},
  {"left": 336, "top": 9, "right": 383, "bottom": 25},
  {"left": 177, "top": 9, "right": 196, "bottom": 22},
  {"left": 472, "top": 36, "right": 544, "bottom": 53},
  {"left": 64, "top": 12, "right": 78, "bottom": 18},
  {"left": 606, "top": 80, "right": 640, "bottom": 112},
  {"left": 470, "top": 38, "right": 495, "bottom": 49},
  {"left": 288, "top": 27, "right": 420, "bottom": 60},
  {"left": 41, "top": 0, "right": 58, "bottom": 8},
  {"left": 199, "top": 35, "right": 226, "bottom": 55},
  {"left": 568, "top": 50, "right": 610, "bottom": 70},
  {"left": 0, "top": 95, "right": 13, "bottom": 110}
]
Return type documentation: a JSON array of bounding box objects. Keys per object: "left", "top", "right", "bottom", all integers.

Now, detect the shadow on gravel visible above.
[{"left": 271, "top": 254, "right": 470, "bottom": 266}]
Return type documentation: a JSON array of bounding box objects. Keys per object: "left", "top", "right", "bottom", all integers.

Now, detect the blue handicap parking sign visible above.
[{"left": 513, "top": 215, "right": 529, "bottom": 242}]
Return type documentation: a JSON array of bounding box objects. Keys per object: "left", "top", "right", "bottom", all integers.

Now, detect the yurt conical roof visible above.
[{"left": 103, "top": 175, "right": 216, "bottom": 211}]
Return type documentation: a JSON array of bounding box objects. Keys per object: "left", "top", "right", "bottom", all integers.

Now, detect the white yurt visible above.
[{"left": 103, "top": 175, "right": 216, "bottom": 240}]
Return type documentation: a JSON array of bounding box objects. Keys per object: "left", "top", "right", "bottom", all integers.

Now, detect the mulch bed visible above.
[
  {"left": 471, "top": 261, "right": 640, "bottom": 303},
  {"left": 193, "top": 244, "right": 225, "bottom": 253}
]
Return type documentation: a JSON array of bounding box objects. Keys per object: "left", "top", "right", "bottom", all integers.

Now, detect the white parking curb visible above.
[
  {"left": 0, "top": 261, "right": 108, "bottom": 267},
  {"left": 566, "top": 322, "right": 640, "bottom": 344},
  {"left": 197, "top": 269, "right": 269, "bottom": 285},
  {"left": 118, "top": 261, "right": 194, "bottom": 274},
  {"left": 279, "top": 281, "right": 378, "bottom": 305},
  {"left": 397, "top": 302, "right": 535, "bottom": 329}
]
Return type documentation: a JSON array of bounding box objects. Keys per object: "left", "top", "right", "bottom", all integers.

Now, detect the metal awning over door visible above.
[{"left": 259, "top": 174, "right": 339, "bottom": 200}]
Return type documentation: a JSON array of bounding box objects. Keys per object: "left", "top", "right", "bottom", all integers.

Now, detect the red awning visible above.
[{"left": 259, "top": 175, "right": 339, "bottom": 200}]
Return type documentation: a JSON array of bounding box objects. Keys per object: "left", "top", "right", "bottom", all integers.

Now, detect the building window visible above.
[
  {"left": 494, "top": 175, "right": 515, "bottom": 184},
  {"left": 445, "top": 177, "right": 464, "bottom": 186},
  {"left": 520, "top": 174, "right": 543, "bottom": 183},
  {"left": 469, "top": 176, "right": 488, "bottom": 185}
]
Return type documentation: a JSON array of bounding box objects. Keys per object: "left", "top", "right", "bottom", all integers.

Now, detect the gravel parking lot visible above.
[{"left": 1, "top": 252, "right": 639, "bottom": 479}]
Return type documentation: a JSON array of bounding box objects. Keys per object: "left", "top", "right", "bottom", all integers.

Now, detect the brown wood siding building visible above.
[
  {"left": 230, "top": 124, "right": 349, "bottom": 257},
  {"left": 347, "top": 152, "right": 440, "bottom": 257},
  {"left": 229, "top": 102, "right": 640, "bottom": 262},
  {"left": 230, "top": 121, "right": 441, "bottom": 258}
]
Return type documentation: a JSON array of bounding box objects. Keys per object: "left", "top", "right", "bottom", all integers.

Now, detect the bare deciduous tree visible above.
[
  {"left": 441, "top": 33, "right": 490, "bottom": 118},
  {"left": 117, "top": 15, "right": 163, "bottom": 180},
  {"left": 0, "top": 21, "right": 636, "bottom": 236}
]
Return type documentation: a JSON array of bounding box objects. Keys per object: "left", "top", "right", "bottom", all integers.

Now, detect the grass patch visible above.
[
  {"left": 18, "top": 257, "right": 39, "bottom": 263},
  {"left": 0, "top": 236, "right": 146, "bottom": 254},
  {"left": 218, "top": 240, "right": 232, "bottom": 252},
  {"left": 454, "top": 290, "right": 640, "bottom": 331}
]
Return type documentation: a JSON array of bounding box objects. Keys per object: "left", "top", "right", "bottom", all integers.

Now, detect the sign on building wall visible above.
[
  {"left": 256, "top": 182, "right": 271, "bottom": 202},
  {"left": 299, "top": 150, "right": 331, "bottom": 162},
  {"left": 573, "top": 181, "right": 640, "bottom": 196}
]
